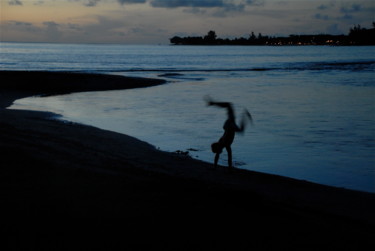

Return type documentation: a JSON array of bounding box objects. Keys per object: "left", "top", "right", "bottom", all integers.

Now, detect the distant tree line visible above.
[{"left": 170, "top": 23, "right": 375, "bottom": 46}]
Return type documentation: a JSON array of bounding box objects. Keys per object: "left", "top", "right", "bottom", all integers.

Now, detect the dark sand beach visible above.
[{"left": 1, "top": 71, "right": 374, "bottom": 250}]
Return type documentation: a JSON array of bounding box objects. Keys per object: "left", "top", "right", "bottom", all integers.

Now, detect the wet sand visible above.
[{"left": 1, "top": 71, "right": 374, "bottom": 250}]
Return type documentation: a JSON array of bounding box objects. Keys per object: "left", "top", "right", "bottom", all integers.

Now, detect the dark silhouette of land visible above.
[{"left": 170, "top": 23, "right": 375, "bottom": 46}]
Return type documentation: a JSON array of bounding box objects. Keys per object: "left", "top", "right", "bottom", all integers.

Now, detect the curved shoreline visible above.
[
  {"left": 1, "top": 71, "right": 374, "bottom": 249},
  {"left": 0, "top": 70, "right": 166, "bottom": 108}
]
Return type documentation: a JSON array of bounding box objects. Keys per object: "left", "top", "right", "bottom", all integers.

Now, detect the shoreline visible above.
[
  {"left": 0, "top": 70, "right": 166, "bottom": 108},
  {"left": 1, "top": 71, "right": 374, "bottom": 249}
]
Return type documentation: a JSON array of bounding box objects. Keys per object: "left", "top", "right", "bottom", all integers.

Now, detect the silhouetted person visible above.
[{"left": 205, "top": 96, "right": 252, "bottom": 169}]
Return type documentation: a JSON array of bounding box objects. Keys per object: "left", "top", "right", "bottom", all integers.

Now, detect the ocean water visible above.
[{"left": 2, "top": 43, "right": 375, "bottom": 193}]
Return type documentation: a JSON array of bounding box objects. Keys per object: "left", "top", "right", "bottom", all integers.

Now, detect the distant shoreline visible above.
[{"left": 170, "top": 25, "right": 375, "bottom": 46}]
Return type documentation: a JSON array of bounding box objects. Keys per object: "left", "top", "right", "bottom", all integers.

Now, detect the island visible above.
[{"left": 170, "top": 23, "right": 375, "bottom": 46}]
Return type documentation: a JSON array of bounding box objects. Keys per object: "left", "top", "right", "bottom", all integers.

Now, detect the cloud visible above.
[
  {"left": 150, "top": 0, "right": 224, "bottom": 8},
  {"left": 149, "top": 0, "right": 264, "bottom": 17},
  {"left": 212, "top": 3, "right": 246, "bottom": 17},
  {"left": 65, "top": 0, "right": 102, "bottom": 7},
  {"left": 314, "top": 13, "right": 330, "bottom": 21},
  {"left": 117, "top": 0, "right": 147, "bottom": 4},
  {"left": 1, "top": 20, "right": 42, "bottom": 42},
  {"left": 16, "top": 0, "right": 262, "bottom": 11},
  {"left": 317, "top": 2, "right": 335, "bottom": 10},
  {"left": 43, "top": 21, "right": 63, "bottom": 41},
  {"left": 340, "top": 4, "right": 362, "bottom": 14},
  {"left": 246, "top": 0, "right": 264, "bottom": 6},
  {"left": 70, "top": 0, "right": 147, "bottom": 7},
  {"left": 317, "top": 4, "right": 328, "bottom": 10},
  {"left": 4, "top": 20, "right": 40, "bottom": 34},
  {"left": 43, "top": 21, "right": 59, "bottom": 27},
  {"left": 6, "top": 20, "right": 33, "bottom": 27},
  {"left": 34, "top": 1, "right": 45, "bottom": 5},
  {"left": 338, "top": 3, "right": 367, "bottom": 22},
  {"left": 84, "top": 0, "right": 100, "bottom": 7},
  {"left": 183, "top": 7, "right": 207, "bottom": 15},
  {"left": 149, "top": 0, "right": 262, "bottom": 9},
  {"left": 8, "top": 0, "right": 23, "bottom": 5},
  {"left": 67, "top": 23, "right": 82, "bottom": 31}
]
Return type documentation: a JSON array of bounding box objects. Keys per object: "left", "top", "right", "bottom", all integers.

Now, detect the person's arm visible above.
[
  {"left": 204, "top": 96, "right": 234, "bottom": 119},
  {"left": 237, "top": 119, "right": 245, "bottom": 132},
  {"left": 208, "top": 101, "right": 231, "bottom": 108},
  {"left": 236, "top": 109, "right": 253, "bottom": 132}
]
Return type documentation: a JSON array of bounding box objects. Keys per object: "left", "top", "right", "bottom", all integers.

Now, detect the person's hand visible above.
[
  {"left": 244, "top": 109, "right": 253, "bottom": 125},
  {"left": 203, "top": 95, "right": 213, "bottom": 106}
]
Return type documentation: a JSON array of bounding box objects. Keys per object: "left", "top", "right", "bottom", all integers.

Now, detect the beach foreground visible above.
[{"left": 1, "top": 71, "right": 374, "bottom": 250}]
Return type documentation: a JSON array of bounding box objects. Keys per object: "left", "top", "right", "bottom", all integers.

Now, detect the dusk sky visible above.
[{"left": 1, "top": 0, "right": 374, "bottom": 44}]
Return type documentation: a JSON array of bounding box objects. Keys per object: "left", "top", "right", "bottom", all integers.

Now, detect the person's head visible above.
[{"left": 211, "top": 142, "right": 224, "bottom": 154}]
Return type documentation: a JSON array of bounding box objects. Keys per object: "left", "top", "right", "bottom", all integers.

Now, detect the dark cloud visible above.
[
  {"left": 317, "top": 4, "right": 329, "bottom": 10},
  {"left": 43, "top": 21, "right": 59, "bottom": 27},
  {"left": 150, "top": 0, "right": 225, "bottom": 8},
  {"left": 8, "top": 0, "right": 23, "bottom": 5},
  {"left": 42, "top": 21, "right": 63, "bottom": 42},
  {"left": 183, "top": 7, "right": 207, "bottom": 15},
  {"left": 212, "top": 3, "right": 246, "bottom": 17},
  {"left": 67, "top": 23, "right": 82, "bottom": 31},
  {"left": 117, "top": 0, "right": 147, "bottom": 4},
  {"left": 6, "top": 20, "right": 32, "bottom": 26},
  {"left": 317, "top": 2, "right": 335, "bottom": 10},
  {"left": 149, "top": 0, "right": 264, "bottom": 17},
  {"left": 66, "top": 0, "right": 146, "bottom": 7},
  {"left": 34, "top": 1, "right": 45, "bottom": 5},
  {"left": 43, "top": 21, "right": 60, "bottom": 34},
  {"left": 312, "top": 2, "right": 372, "bottom": 25},
  {"left": 338, "top": 4, "right": 366, "bottom": 22},
  {"left": 314, "top": 13, "right": 330, "bottom": 21},
  {"left": 0, "top": 20, "right": 40, "bottom": 34},
  {"left": 66, "top": 0, "right": 101, "bottom": 7},
  {"left": 149, "top": 0, "right": 262, "bottom": 9},
  {"left": 84, "top": 0, "right": 100, "bottom": 7},
  {"left": 340, "top": 4, "right": 362, "bottom": 14},
  {"left": 339, "top": 14, "right": 354, "bottom": 20},
  {"left": 246, "top": 0, "right": 264, "bottom": 6},
  {"left": 24, "top": 0, "right": 261, "bottom": 10}
]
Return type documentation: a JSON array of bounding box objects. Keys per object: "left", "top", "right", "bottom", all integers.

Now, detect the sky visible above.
[{"left": 1, "top": 0, "right": 374, "bottom": 44}]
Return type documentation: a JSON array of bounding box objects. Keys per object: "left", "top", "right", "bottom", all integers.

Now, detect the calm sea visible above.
[{"left": 1, "top": 43, "right": 374, "bottom": 193}]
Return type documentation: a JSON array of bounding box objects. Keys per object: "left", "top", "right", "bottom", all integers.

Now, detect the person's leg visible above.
[
  {"left": 214, "top": 153, "right": 220, "bottom": 168},
  {"left": 226, "top": 146, "right": 232, "bottom": 168}
]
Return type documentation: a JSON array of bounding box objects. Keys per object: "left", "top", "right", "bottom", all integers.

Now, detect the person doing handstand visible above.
[{"left": 205, "top": 96, "right": 252, "bottom": 169}]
